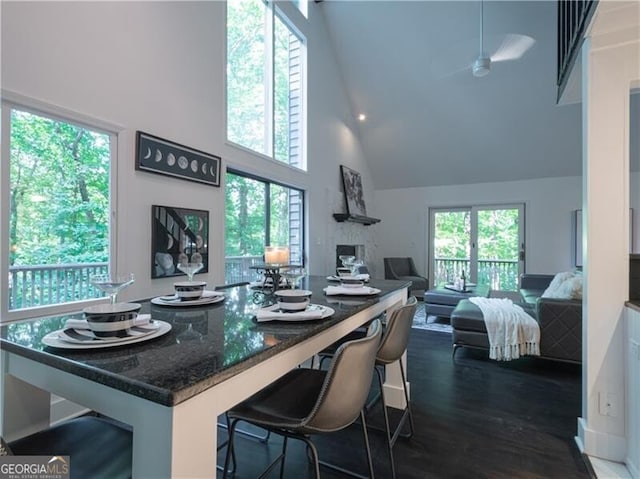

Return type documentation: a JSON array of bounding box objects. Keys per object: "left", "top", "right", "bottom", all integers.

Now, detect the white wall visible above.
[
  {"left": 373, "top": 176, "right": 583, "bottom": 280},
  {"left": 577, "top": 0, "right": 640, "bottom": 462},
  {"left": 1, "top": 1, "right": 379, "bottom": 301}
]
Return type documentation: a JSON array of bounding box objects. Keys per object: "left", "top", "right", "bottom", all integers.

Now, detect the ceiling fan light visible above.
[{"left": 472, "top": 57, "right": 491, "bottom": 77}]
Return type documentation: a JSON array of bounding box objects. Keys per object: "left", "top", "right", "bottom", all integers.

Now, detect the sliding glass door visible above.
[{"left": 430, "top": 204, "right": 525, "bottom": 291}]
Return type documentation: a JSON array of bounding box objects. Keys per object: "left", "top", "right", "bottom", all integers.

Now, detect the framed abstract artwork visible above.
[
  {"left": 340, "top": 165, "right": 367, "bottom": 217},
  {"left": 136, "top": 131, "right": 221, "bottom": 187},
  {"left": 151, "top": 205, "right": 209, "bottom": 279}
]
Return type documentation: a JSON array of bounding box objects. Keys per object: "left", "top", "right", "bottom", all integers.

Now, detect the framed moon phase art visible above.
[
  {"left": 151, "top": 205, "right": 209, "bottom": 279},
  {"left": 136, "top": 131, "right": 221, "bottom": 187}
]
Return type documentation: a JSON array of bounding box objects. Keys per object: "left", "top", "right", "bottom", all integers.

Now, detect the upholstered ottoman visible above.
[
  {"left": 424, "top": 284, "right": 490, "bottom": 319},
  {"left": 450, "top": 299, "right": 490, "bottom": 357}
]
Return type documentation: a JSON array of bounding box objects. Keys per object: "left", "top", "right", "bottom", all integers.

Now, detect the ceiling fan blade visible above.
[
  {"left": 429, "top": 47, "right": 475, "bottom": 80},
  {"left": 437, "top": 62, "right": 474, "bottom": 80},
  {"left": 490, "top": 34, "right": 535, "bottom": 63}
]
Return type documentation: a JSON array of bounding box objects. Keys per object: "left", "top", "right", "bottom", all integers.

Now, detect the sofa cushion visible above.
[{"left": 520, "top": 288, "right": 545, "bottom": 305}]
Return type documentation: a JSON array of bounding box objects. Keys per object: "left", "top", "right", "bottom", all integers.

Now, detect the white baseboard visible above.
[{"left": 577, "top": 417, "right": 627, "bottom": 462}]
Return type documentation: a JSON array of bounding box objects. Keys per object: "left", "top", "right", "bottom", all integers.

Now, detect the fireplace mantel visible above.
[{"left": 332, "top": 213, "right": 381, "bottom": 226}]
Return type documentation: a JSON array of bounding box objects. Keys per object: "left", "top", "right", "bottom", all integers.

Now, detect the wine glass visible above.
[
  {"left": 176, "top": 323, "right": 204, "bottom": 343},
  {"left": 175, "top": 311, "right": 204, "bottom": 343},
  {"left": 281, "top": 267, "right": 307, "bottom": 289},
  {"left": 339, "top": 255, "right": 356, "bottom": 268},
  {"left": 176, "top": 262, "right": 203, "bottom": 282},
  {"left": 90, "top": 273, "right": 135, "bottom": 304},
  {"left": 350, "top": 259, "right": 365, "bottom": 275}
]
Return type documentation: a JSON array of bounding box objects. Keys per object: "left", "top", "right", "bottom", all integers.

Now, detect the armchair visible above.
[{"left": 384, "top": 257, "right": 428, "bottom": 299}]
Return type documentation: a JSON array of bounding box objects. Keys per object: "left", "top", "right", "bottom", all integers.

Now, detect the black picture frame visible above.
[
  {"left": 340, "top": 165, "right": 367, "bottom": 216},
  {"left": 136, "top": 131, "right": 221, "bottom": 187},
  {"left": 151, "top": 205, "right": 209, "bottom": 279},
  {"left": 574, "top": 208, "right": 634, "bottom": 267}
]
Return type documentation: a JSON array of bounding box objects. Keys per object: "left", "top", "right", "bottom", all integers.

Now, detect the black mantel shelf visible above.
[{"left": 333, "top": 213, "right": 381, "bottom": 226}]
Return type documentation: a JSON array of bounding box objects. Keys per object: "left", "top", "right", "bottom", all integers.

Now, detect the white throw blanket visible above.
[{"left": 469, "top": 297, "right": 540, "bottom": 361}]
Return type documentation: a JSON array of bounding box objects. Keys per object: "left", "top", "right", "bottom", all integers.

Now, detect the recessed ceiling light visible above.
[{"left": 358, "top": 113, "right": 366, "bottom": 122}]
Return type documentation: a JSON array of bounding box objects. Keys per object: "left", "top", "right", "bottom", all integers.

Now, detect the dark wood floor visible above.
[{"left": 217, "top": 329, "right": 591, "bottom": 479}]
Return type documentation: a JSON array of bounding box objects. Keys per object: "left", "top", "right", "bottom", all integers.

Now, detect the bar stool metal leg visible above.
[{"left": 376, "top": 366, "right": 396, "bottom": 479}]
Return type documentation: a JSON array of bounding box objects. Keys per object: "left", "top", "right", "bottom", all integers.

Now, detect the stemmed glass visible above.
[
  {"left": 175, "top": 311, "right": 205, "bottom": 343},
  {"left": 339, "top": 255, "right": 356, "bottom": 269},
  {"left": 350, "top": 259, "right": 365, "bottom": 275},
  {"left": 176, "top": 262, "right": 203, "bottom": 282},
  {"left": 177, "top": 252, "right": 203, "bottom": 281},
  {"left": 90, "top": 273, "right": 135, "bottom": 304},
  {"left": 281, "top": 267, "right": 307, "bottom": 289}
]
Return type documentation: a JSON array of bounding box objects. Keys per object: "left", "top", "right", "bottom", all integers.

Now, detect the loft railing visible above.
[
  {"left": 557, "top": 0, "right": 598, "bottom": 101},
  {"left": 433, "top": 258, "right": 520, "bottom": 291}
]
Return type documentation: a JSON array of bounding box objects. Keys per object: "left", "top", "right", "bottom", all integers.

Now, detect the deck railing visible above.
[
  {"left": 433, "top": 258, "right": 520, "bottom": 291},
  {"left": 8, "top": 255, "right": 313, "bottom": 309},
  {"left": 224, "top": 255, "right": 265, "bottom": 284},
  {"left": 9, "top": 263, "right": 109, "bottom": 310}
]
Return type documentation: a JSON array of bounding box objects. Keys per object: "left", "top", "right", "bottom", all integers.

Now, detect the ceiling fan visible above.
[{"left": 471, "top": 0, "right": 535, "bottom": 77}]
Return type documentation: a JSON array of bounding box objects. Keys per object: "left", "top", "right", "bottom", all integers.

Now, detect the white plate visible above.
[
  {"left": 255, "top": 304, "right": 335, "bottom": 322},
  {"left": 42, "top": 320, "right": 172, "bottom": 350},
  {"left": 323, "top": 286, "right": 381, "bottom": 296},
  {"left": 151, "top": 290, "right": 225, "bottom": 307},
  {"left": 57, "top": 323, "right": 160, "bottom": 344},
  {"left": 326, "top": 275, "right": 369, "bottom": 282}
]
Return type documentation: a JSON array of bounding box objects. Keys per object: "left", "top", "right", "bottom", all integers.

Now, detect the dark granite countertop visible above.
[{"left": 1, "top": 276, "right": 409, "bottom": 407}]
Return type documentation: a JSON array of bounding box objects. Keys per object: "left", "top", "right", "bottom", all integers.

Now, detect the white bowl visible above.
[
  {"left": 274, "top": 289, "right": 312, "bottom": 311},
  {"left": 340, "top": 277, "right": 365, "bottom": 288},
  {"left": 83, "top": 302, "right": 141, "bottom": 338},
  {"left": 277, "top": 298, "right": 311, "bottom": 311},
  {"left": 174, "top": 281, "right": 207, "bottom": 300}
]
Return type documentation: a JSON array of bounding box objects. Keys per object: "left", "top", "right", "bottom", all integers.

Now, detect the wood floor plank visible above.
[{"left": 218, "top": 329, "right": 590, "bottom": 478}]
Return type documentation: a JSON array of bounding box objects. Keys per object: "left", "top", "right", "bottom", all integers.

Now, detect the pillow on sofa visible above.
[
  {"left": 557, "top": 275, "right": 582, "bottom": 299},
  {"left": 541, "top": 271, "right": 575, "bottom": 298},
  {"left": 542, "top": 271, "right": 582, "bottom": 299}
]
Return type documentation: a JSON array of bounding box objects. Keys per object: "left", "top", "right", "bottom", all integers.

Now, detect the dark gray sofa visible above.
[{"left": 451, "top": 274, "right": 582, "bottom": 363}]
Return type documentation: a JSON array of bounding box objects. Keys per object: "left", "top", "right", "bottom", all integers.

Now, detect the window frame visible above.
[
  {"left": 224, "top": 167, "right": 306, "bottom": 282},
  {"left": 225, "top": 0, "right": 307, "bottom": 171},
  {"left": 1, "top": 91, "right": 121, "bottom": 322}
]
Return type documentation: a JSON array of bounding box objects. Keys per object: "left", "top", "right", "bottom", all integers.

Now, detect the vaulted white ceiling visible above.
[{"left": 319, "top": 0, "right": 583, "bottom": 190}]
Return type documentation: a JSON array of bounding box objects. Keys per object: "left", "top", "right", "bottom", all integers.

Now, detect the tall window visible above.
[
  {"left": 2, "top": 103, "right": 114, "bottom": 316},
  {"left": 225, "top": 170, "right": 304, "bottom": 284},
  {"left": 227, "top": 0, "right": 306, "bottom": 169}
]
